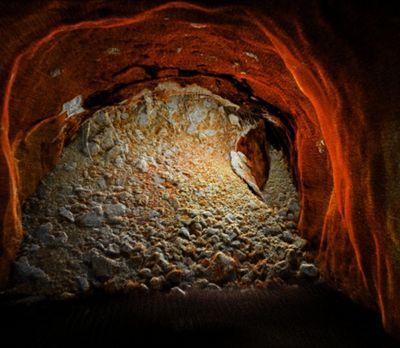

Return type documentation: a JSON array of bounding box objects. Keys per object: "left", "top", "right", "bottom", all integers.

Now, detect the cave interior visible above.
[{"left": 0, "top": 1, "right": 399, "bottom": 347}]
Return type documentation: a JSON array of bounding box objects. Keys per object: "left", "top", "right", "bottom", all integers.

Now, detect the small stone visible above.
[
  {"left": 288, "top": 200, "right": 300, "bottom": 214},
  {"left": 166, "top": 269, "right": 183, "bottom": 284},
  {"left": 107, "top": 216, "right": 125, "bottom": 225},
  {"left": 106, "top": 146, "right": 122, "bottom": 161},
  {"left": 121, "top": 242, "right": 134, "bottom": 255},
  {"left": 139, "top": 283, "right": 149, "bottom": 292},
  {"left": 33, "top": 222, "right": 53, "bottom": 241},
  {"left": 58, "top": 207, "right": 74, "bottom": 222},
  {"left": 93, "top": 110, "right": 111, "bottom": 126},
  {"left": 62, "top": 95, "right": 85, "bottom": 117},
  {"left": 104, "top": 203, "right": 127, "bottom": 218},
  {"left": 70, "top": 202, "right": 88, "bottom": 214},
  {"left": 225, "top": 213, "right": 236, "bottom": 223},
  {"left": 286, "top": 221, "right": 297, "bottom": 229},
  {"left": 107, "top": 243, "right": 120, "bottom": 255},
  {"left": 199, "top": 129, "right": 217, "bottom": 139},
  {"left": 59, "top": 292, "right": 75, "bottom": 300},
  {"left": 294, "top": 238, "right": 307, "bottom": 250},
  {"left": 281, "top": 231, "right": 294, "bottom": 243},
  {"left": 206, "top": 283, "right": 222, "bottom": 291},
  {"left": 153, "top": 174, "right": 165, "bottom": 185},
  {"left": 115, "top": 156, "right": 125, "bottom": 167},
  {"left": 91, "top": 254, "right": 119, "bottom": 279},
  {"left": 134, "top": 129, "right": 145, "bottom": 141},
  {"left": 263, "top": 225, "right": 282, "bottom": 236},
  {"left": 202, "top": 210, "right": 214, "bottom": 218},
  {"left": 209, "top": 251, "right": 237, "bottom": 283},
  {"left": 170, "top": 286, "right": 186, "bottom": 296},
  {"left": 136, "top": 158, "right": 149, "bottom": 172},
  {"left": 189, "top": 221, "right": 202, "bottom": 236},
  {"left": 228, "top": 114, "right": 240, "bottom": 127},
  {"left": 27, "top": 244, "right": 40, "bottom": 253},
  {"left": 56, "top": 231, "right": 69, "bottom": 244},
  {"left": 148, "top": 210, "right": 160, "bottom": 219},
  {"left": 285, "top": 248, "right": 297, "bottom": 268},
  {"left": 274, "top": 260, "right": 291, "bottom": 278},
  {"left": 124, "top": 280, "right": 145, "bottom": 292},
  {"left": 97, "top": 177, "right": 107, "bottom": 189},
  {"left": 14, "top": 257, "right": 50, "bottom": 283},
  {"left": 178, "top": 215, "right": 192, "bottom": 226},
  {"left": 64, "top": 162, "right": 77, "bottom": 172},
  {"left": 107, "top": 47, "right": 120, "bottom": 55},
  {"left": 231, "top": 240, "right": 241, "bottom": 247},
  {"left": 179, "top": 227, "right": 191, "bottom": 239},
  {"left": 50, "top": 68, "right": 61, "bottom": 78},
  {"left": 135, "top": 193, "right": 149, "bottom": 206},
  {"left": 137, "top": 112, "right": 149, "bottom": 127},
  {"left": 244, "top": 51, "right": 259, "bottom": 61},
  {"left": 233, "top": 249, "right": 247, "bottom": 262},
  {"left": 104, "top": 276, "right": 126, "bottom": 293},
  {"left": 205, "top": 227, "right": 219, "bottom": 235},
  {"left": 76, "top": 276, "right": 90, "bottom": 292},
  {"left": 153, "top": 252, "right": 169, "bottom": 269},
  {"left": 278, "top": 208, "right": 288, "bottom": 217},
  {"left": 101, "top": 135, "right": 115, "bottom": 151},
  {"left": 286, "top": 213, "right": 295, "bottom": 221},
  {"left": 149, "top": 276, "right": 165, "bottom": 290},
  {"left": 299, "top": 262, "right": 319, "bottom": 278},
  {"left": 241, "top": 271, "right": 255, "bottom": 284},
  {"left": 88, "top": 142, "right": 101, "bottom": 156},
  {"left": 34, "top": 222, "right": 52, "bottom": 234},
  {"left": 193, "top": 278, "right": 209, "bottom": 289},
  {"left": 139, "top": 268, "right": 152, "bottom": 279},
  {"left": 77, "top": 211, "right": 103, "bottom": 228},
  {"left": 164, "top": 149, "right": 174, "bottom": 158},
  {"left": 209, "top": 235, "right": 220, "bottom": 244}
]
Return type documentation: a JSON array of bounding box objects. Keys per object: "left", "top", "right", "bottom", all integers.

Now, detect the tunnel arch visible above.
[{"left": 0, "top": 0, "right": 399, "bottom": 338}]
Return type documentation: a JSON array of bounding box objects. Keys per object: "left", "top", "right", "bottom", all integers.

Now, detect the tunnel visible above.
[{"left": 0, "top": 1, "right": 399, "bottom": 346}]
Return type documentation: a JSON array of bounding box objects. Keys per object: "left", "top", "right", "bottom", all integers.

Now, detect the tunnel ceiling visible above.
[{"left": 0, "top": 0, "right": 400, "bottom": 338}]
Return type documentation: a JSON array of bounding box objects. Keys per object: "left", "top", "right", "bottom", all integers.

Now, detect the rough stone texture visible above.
[
  {"left": 230, "top": 151, "right": 263, "bottom": 198},
  {"left": 5, "top": 86, "right": 313, "bottom": 297},
  {"left": 235, "top": 120, "right": 270, "bottom": 190},
  {"left": 0, "top": 0, "right": 399, "bottom": 337}
]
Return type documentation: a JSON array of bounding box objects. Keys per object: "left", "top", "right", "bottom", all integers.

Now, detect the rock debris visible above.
[{"left": 7, "top": 83, "right": 318, "bottom": 299}]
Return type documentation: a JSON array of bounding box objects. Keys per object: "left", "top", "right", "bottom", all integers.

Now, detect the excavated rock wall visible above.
[
  {"left": 0, "top": 0, "right": 399, "bottom": 337},
  {"left": 235, "top": 120, "right": 270, "bottom": 190}
]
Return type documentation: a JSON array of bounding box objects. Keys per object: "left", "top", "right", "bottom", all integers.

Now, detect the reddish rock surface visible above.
[
  {"left": 0, "top": 0, "right": 399, "bottom": 337},
  {"left": 236, "top": 120, "right": 270, "bottom": 190}
]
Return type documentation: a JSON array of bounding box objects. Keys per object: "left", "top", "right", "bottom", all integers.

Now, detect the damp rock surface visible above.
[{"left": 7, "top": 83, "right": 318, "bottom": 298}]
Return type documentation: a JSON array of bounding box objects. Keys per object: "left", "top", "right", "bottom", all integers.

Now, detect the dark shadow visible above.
[{"left": 0, "top": 283, "right": 397, "bottom": 348}]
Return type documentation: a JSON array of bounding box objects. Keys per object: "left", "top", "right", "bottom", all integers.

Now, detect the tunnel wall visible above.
[{"left": 0, "top": 0, "right": 399, "bottom": 337}]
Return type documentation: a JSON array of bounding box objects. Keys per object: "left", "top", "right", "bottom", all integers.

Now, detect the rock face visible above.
[
  {"left": 0, "top": 0, "right": 399, "bottom": 337},
  {"left": 235, "top": 120, "right": 270, "bottom": 190},
  {"left": 230, "top": 151, "right": 263, "bottom": 198}
]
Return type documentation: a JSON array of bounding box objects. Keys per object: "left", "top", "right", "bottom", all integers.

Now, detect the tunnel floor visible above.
[
  {"left": 5, "top": 83, "right": 317, "bottom": 299},
  {"left": 1, "top": 284, "right": 397, "bottom": 348}
]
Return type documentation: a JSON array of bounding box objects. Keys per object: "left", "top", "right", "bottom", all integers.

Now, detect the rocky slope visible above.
[{"left": 5, "top": 84, "right": 318, "bottom": 299}]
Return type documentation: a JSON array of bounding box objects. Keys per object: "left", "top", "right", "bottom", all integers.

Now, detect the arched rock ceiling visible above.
[{"left": 0, "top": 0, "right": 399, "bottom": 337}]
